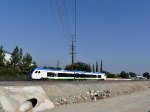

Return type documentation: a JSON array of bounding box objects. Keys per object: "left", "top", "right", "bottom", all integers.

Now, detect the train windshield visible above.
[{"left": 28, "top": 68, "right": 36, "bottom": 77}]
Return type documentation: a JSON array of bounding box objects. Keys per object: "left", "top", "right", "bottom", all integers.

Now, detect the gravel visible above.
[{"left": 42, "top": 81, "right": 150, "bottom": 104}]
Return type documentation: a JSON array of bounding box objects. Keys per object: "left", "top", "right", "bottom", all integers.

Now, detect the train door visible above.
[
  {"left": 40, "top": 70, "right": 47, "bottom": 79},
  {"left": 47, "top": 72, "right": 57, "bottom": 79},
  {"left": 33, "top": 70, "right": 41, "bottom": 79},
  {"left": 54, "top": 73, "right": 58, "bottom": 79}
]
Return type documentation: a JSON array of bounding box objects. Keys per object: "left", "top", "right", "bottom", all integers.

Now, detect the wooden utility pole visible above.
[
  {"left": 70, "top": 37, "right": 76, "bottom": 70},
  {"left": 70, "top": 0, "right": 76, "bottom": 70},
  {"left": 100, "top": 60, "right": 103, "bottom": 72},
  {"left": 57, "top": 60, "right": 60, "bottom": 69}
]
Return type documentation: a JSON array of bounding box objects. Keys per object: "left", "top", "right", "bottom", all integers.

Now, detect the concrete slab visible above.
[
  {"left": 0, "top": 101, "right": 4, "bottom": 112},
  {"left": 0, "top": 86, "right": 54, "bottom": 112}
]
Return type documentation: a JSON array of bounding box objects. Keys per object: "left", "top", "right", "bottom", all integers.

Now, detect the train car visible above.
[
  {"left": 29, "top": 68, "right": 106, "bottom": 80},
  {"left": 47, "top": 70, "right": 75, "bottom": 80},
  {"left": 28, "top": 68, "right": 49, "bottom": 80}
]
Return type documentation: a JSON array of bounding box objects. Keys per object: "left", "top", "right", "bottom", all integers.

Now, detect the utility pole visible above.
[
  {"left": 100, "top": 60, "right": 103, "bottom": 72},
  {"left": 70, "top": 0, "right": 76, "bottom": 70},
  {"left": 57, "top": 60, "right": 60, "bottom": 69},
  {"left": 96, "top": 60, "right": 99, "bottom": 72},
  {"left": 70, "top": 37, "right": 76, "bottom": 70}
]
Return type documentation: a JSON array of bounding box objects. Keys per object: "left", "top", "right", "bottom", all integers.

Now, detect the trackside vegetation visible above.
[
  {"left": 0, "top": 45, "right": 149, "bottom": 80},
  {"left": 0, "top": 46, "right": 37, "bottom": 80}
]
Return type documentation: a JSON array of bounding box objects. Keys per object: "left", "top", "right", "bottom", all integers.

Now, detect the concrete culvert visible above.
[
  {"left": 27, "top": 98, "right": 38, "bottom": 108},
  {"left": 18, "top": 98, "right": 38, "bottom": 112}
]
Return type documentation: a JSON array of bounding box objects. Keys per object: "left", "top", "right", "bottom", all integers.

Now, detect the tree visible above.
[
  {"left": 93, "top": 64, "right": 95, "bottom": 73},
  {"left": 0, "top": 46, "right": 6, "bottom": 75},
  {"left": 129, "top": 72, "right": 136, "bottom": 77},
  {"left": 100, "top": 60, "right": 103, "bottom": 72},
  {"left": 101, "top": 70, "right": 111, "bottom": 75},
  {"left": 96, "top": 61, "right": 99, "bottom": 72},
  {"left": 65, "top": 61, "right": 91, "bottom": 72},
  {"left": 119, "top": 71, "right": 129, "bottom": 79},
  {"left": 0, "top": 46, "right": 5, "bottom": 68},
  {"left": 0, "top": 45, "right": 37, "bottom": 80},
  {"left": 107, "top": 74, "right": 116, "bottom": 78},
  {"left": 88, "top": 63, "right": 92, "bottom": 72},
  {"left": 143, "top": 72, "right": 150, "bottom": 79},
  {"left": 21, "top": 53, "right": 37, "bottom": 74},
  {"left": 10, "top": 46, "right": 22, "bottom": 72}
]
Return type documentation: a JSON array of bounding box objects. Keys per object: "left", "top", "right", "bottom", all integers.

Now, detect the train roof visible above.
[
  {"left": 35, "top": 68, "right": 47, "bottom": 70},
  {"left": 33, "top": 68, "right": 105, "bottom": 75}
]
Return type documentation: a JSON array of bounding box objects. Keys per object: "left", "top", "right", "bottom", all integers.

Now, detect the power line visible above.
[
  {"left": 70, "top": 0, "right": 76, "bottom": 69},
  {"left": 55, "top": 0, "right": 72, "bottom": 39},
  {"left": 49, "top": 0, "right": 77, "bottom": 67},
  {"left": 74, "top": 0, "right": 76, "bottom": 37},
  {"left": 62, "top": 0, "right": 72, "bottom": 37},
  {"left": 55, "top": 0, "right": 67, "bottom": 38},
  {"left": 49, "top": 0, "right": 63, "bottom": 38}
]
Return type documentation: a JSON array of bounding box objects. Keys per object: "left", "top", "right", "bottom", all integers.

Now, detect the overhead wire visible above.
[
  {"left": 62, "top": 0, "right": 72, "bottom": 38},
  {"left": 72, "top": 0, "right": 77, "bottom": 60},
  {"left": 55, "top": 0, "right": 67, "bottom": 38},
  {"left": 49, "top": 0, "right": 63, "bottom": 38},
  {"left": 54, "top": 0, "right": 72, "bottom": 40},
  {"left": 49, "top": 0, "right": 76, "bottom": 62},
  {"left": 49, "top": 0, "right": 75, "bottom": 39}
]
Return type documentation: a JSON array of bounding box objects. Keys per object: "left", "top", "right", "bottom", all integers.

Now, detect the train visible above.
[{"left": 28, "top": 68, "right": 107, "bottom": 80}]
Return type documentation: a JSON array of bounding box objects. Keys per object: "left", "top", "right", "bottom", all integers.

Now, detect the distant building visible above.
[
  {"left": 135, "top": 74, "right": 146, "bottom": 80},
  {"left": 4, "top": 50, "right": 11, "bottom": 61}
]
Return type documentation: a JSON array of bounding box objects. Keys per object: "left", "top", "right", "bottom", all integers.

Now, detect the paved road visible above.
[{"left": 51, "top": 89, "right": 150, "bottom": 112}]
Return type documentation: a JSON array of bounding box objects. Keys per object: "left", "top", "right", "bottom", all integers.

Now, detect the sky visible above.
[{"left": 0, "top": 0, "right": 150, "bottom": 74}]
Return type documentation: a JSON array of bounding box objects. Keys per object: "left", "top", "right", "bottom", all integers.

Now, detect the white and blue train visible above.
[{"left": 28, "top": 68, "right": 107, "bottom": 80}]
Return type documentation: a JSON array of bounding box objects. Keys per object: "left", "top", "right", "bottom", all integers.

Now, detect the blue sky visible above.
[{"left": 0, "top": 0, "right": 150, "bottom": 74}]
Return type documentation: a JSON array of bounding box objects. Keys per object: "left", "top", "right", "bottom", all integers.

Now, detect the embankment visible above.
[{"left": 42, "top": 81, "right": 150, "bottom": 105}]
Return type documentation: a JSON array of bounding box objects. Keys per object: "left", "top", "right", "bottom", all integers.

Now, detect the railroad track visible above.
[{"left": 0, "top": 80, "right": 148, "bottom": 86}]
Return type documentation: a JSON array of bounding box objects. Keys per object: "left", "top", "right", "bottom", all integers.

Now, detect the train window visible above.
[
  {"left": 98, "top": 75, "right": 101, "bottom": 78},
  {"left": 84, "top": 74, "right": 96, "bottom": 78},
  {"left": 58, "top": 73, "right": 74, "bottom": 77},
  {"left": 35, "top": 71, "right": 38, "bottom": 73},
  {"left": 92, "top": 75, "right": 97, "bottom": 78},
  {"left": 75, "top": 74, "right": 85, "bottom": 78},
  {"left": 28, "top": 68, "right": 35, "bottom": 74},
  {"left": 47, "top": 72, "right": 55, "bottom": 77},
  {"left": 38, "top": 71, "right": 40, "bottom": 73}
]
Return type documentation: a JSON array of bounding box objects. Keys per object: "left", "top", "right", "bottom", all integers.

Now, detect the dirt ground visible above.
[{"left": 50, "top": 89, "right": 150, "bottom": 112}]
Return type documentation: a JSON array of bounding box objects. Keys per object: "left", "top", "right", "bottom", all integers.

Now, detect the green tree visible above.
[
  {"left": 21, "top": 53, "right": 37, "bottom": 74},
  {"left": 96, "top": 61, "right": 99, "bottom": 72},
  {"left": 65, "top": 61, "right": 91, "bottom": 72},
  {"left": 0, "top": 45, "right": 37, "bottom": 80},
  {"left": 0, "top": 46, "right": 5, "bottom": 68},
  {"left": 0, "top": 46, "right": 6, "bottom": 75},
  {"left": 143, "top": 72, "right": 150, "bottom": 79},
  {"left": 93, "top": 64, "right": 95, "bottom": 73},
  {"left": 129, "top": 72, "right": 136, "bottom": 77},
  {"left": 88, "top": 63, "right": 92, "bottom": 72},
  {"left": 107, "top": 74, "right": 116, "bottom": 78},
  {"left": 119, "top": 71, "right": 129, "bottom": 79},
  {"left": 10, "top": 46, "right": 22, "bottom": 72}
]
